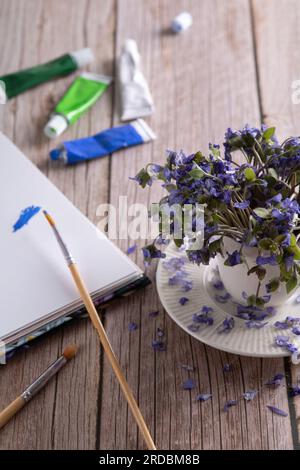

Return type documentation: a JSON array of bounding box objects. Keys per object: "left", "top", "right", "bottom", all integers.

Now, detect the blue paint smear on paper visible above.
[{"left": 13, "top": 205, "right": 41, "bottom": 232}]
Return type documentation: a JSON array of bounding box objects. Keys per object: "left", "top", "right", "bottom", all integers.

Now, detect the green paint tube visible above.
[
  {"left": 44, "top": 73, "right": 112, "bottom": 138},
  {"left": 0, "top": 48, "right": 94, "bottom": 100}
]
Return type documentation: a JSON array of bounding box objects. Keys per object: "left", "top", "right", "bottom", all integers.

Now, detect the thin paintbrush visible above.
[
  {"left": 0, "top": 345, "right": 77, "bottom": 430},
  {"left": 42, "top": 210, "right": 156, "bottom": 450}
]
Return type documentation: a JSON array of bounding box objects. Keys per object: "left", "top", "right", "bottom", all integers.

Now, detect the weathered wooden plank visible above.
[
  {"left": 0, "top": 0, "right": 115, "bottom": 449},
  {"left": 99, "top": 0, "right": 293, "bottom": 450},
  {"left": 252, "top": 0, "right": 300, "bottom": 447},
  {"left": 0, "top": 0, "right": 296, "bottom": 451}
]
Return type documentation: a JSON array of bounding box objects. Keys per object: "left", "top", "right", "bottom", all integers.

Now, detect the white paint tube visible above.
[{"left": 118, "top": 39, "right": 154, "bottom": 121}]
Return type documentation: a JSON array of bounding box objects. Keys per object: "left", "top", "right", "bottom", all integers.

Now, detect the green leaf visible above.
[
  {"left": 263, "top": 127, "right": 276, "bottom": 141},
  {"left": 290, "top": 234, "right": 297, "bottom": 246},
  {"left": 253, "top": 207, "right": 270, "bottom": 218},
  {"left": 244, "top": 167, "right": 256, "bottom": 182},
  {"left": 286, "top": 274, "right": 298, "bottom": 294},
  {"left": 275, "top": 234, "right": 287, "bottom": 244},
  {"left": 258, "top": 238, "right": 276, "bottom": 251},
  {"left": 247, "top": 294, "right": 266, "bottom": 307},
  {"left": 174, "top": 238, "right": 184, "bottom": 248},
  {"left": 242, "top": 133, "right": 255, "bottom": 147},
  {"left": 247, "top": 265, "right": 266, "bottom": 281},
  {"left": 288, "top": 243, "right": 300, "bottom": 260},
  {"left": 255, "top": 297, "right": 267, "bottom": 307},
  {"left": 135, "top": 169, "right": 152, "bottom": 188},
  {"left": 266, "top": 278, "right": 280, "bottom": 293},
  {"left": 208, "top": 238, "right": 223, "bottom": 255},
  {"left": 228, "top": 136, "right": 243, "bottom": 148},
  {"left": 267, "top": 168, "right": 278, "bottom": 179},
  {"left": 189, "top": 168, "right": 204, "bottom": 179}
]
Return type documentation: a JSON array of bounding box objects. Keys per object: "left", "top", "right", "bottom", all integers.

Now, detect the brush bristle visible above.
[
  {"left": 62, "top": 344, "right": 78, "bottom": 360},
  {"left": 43, "top": 210, "right": 55, "bottom": 226}
]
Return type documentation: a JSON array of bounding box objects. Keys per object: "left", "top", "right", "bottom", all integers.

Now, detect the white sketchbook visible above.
[{"left": 0, "top": 132, "right": 144, "bottom": 347}]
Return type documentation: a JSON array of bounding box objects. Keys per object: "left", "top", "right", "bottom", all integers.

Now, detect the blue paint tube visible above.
[{"left": 49, "top": 119, "right": 156, "bottom": 164}]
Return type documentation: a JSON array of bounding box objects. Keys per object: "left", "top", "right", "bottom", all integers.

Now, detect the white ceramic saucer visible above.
[{"left": 156, "top": 243, "right": 300, "bottom": 359}]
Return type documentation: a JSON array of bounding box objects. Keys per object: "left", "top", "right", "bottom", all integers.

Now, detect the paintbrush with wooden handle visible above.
[
  {"left": 42, "top": 210, "right": 156, "bottom": 450},
  {"left": 0, "top": 344, "right": 77, "bottom": 430}
]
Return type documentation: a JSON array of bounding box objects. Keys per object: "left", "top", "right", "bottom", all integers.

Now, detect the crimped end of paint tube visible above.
[
  {"left": 131, "top": 119, "right": 156, "bottom": 142},
  {"left": 50, "top": 147, "right": 67, "bottom": 163},
  {"left": 0, "top": 81, "right": 7, "bottom": 104},
  {"left": 44, "top": 114, "right": 68, "bottom": 139},
  {"left": 70, "top": 48, "right": 94, "bottom": 68}
]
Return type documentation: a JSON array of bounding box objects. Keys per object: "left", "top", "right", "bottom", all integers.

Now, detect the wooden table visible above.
[{"left": 0, "top": 0, "right": 300, "bottom": 450}]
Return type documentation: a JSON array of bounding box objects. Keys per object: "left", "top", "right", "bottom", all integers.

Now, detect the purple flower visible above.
[
  {"left": 197, "top": 393, "right": 212, "bottom": 402},
  {"left": 202, "top": 305, "right": 214, "bottom": 314},
  {"left": 274, "top": 335, "right": 289, "bottom": 347},
  {"left": 267, "top": 193, "right": 282, "bottom": 205},
  {"left": 168, "top": 271, "right": 187, "bottom": 286},
  {"left": 275, "top": 335, "right": 298, "bottom": 354},
  {"left": 267, "top": 405, "right": 288, "bottom": 417},
  {"left": 245, "top": 321, "right": 268, "bottom": 329},
  {"left": 225, "top": 250, "right": 242, "bottom": 266},
  {"left": 223, "top": 363, "right": 232, "bottom": 373},
  {"left": 150, "top": 164, "right": 162, "bottom": 173},
  {"left": 126, "top": 244, "right": 137, "bottom": 255},
  {"left": 266, "top": 373, "right": 284, "bottom": 386},
  {"left": 179, "top": 297, "right": 189, "bottom": 305},
  {"left": 284, "top": 255, "right": 294, "bottom": 270},
  {"left": 213, "top": 280, "right": 224, "bottom": 290},
  {"left": 286, "top": 316, "right": 300, "bottom": 325},
  {"left": 234, "top": 200, "right": 250, "bottom": 209},
  {"left": 256, "top": 255, "right": 277, "bottom": 266},
  {"left": 148, "top": 310, "right": 159, "bottom": 318},
  {"left": 152, "top": 340, "right": 166, "bottom": 351},
  {"left": 142, "top": 245, "right": 166, "bottom": 263},
  {"left": 188, "top": 324, "right": 200, "bottom": 332},
  {"left": 286, "top": 343, "right": 298, "bottom": 353},
  {"left": 292, "top": 326, "right": 300, "bottom": 335},
  {"left": 182, "top": 378, "right": 196, "bottom": 390},
  {"left": 218, "top": 317, "right": 235, "bottom": 333},
  {"left": 192, "top": 313, "right": 214, "bottom": 326},
  {"left": 223, "top": 399, "right": 238, "bottom": 412},
  {"left": 215, "top": 293, "right": 231, "bottom": 303},
  {"left": 290, "top": 385, "right": 300, "bottom": 397},
  {"left": 243, "top": 390, "right": 257, "bottom": 401},
  {"left": 163, "top": 256, "right": 186, "bottom": 273},
  {"left": 274, "top": 320, "right": 289, "bottom": 329},
  {"left": 157, "top": 327, "right": 165, "bottom": 337},
  {"left": 282, "top": 234, "right": 291, "bottom": 248},
  {"left": 128, "top": 321, "right": 138, "bottom": 331},
  {"left": 182, "top": 280, "right": 193, "bottom": 292}
]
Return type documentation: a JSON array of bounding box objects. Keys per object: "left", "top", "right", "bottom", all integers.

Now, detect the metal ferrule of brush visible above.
[
  {"left": 52, "top": 225, "right": 75, "bottom": 265},
  {"left": 21, "top": 356, "right": 67, "bottom": 402}
]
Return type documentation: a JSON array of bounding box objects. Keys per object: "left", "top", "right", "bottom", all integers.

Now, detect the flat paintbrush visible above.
[
  {"left": 0, "top": 344, "right": 77, "bottom": 429},
  {"left": 43, "top": 210, "right": 156, "bottom": 450}
]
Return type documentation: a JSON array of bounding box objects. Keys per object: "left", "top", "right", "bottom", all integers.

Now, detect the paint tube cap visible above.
[
  {"left": 44, "top": 114, "right": 68, "bottom": 139},
  {"left": 171, "top": 12, "right": 193, "bottom": 33},
  {"left": 70, "top": 48, "right": 94, "bottom": 68}
]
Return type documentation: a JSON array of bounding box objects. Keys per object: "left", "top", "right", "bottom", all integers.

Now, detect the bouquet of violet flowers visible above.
[{"left": 132, "top": 125, "right": 300, "bottom": 309}]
